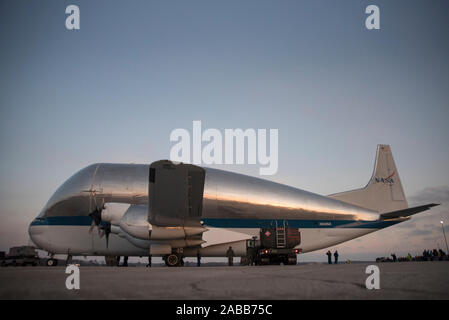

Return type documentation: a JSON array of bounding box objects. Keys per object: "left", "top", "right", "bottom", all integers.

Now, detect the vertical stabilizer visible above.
[{"left": 328, "top": 145, "right": 408, "bottom": 213}]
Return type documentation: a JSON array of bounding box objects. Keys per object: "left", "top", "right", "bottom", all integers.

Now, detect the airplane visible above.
[{"left": 28, "top": 144, "right": 438, "bottom": 266}]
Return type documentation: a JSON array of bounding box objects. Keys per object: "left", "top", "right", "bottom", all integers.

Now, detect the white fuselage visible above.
[{"left": 29, "top": 222, "right": 382, "bottom": 257}]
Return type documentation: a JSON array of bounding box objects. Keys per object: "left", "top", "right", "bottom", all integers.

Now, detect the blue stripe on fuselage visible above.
[
  {"left": 201, "top": 218, "right": 399, "bottom": 229},
  {"left": 31, "top": 216, "right": 92, "bottom": 226},
  {"left": 30, "top": 216, "right": 400, "bottom": 229}
]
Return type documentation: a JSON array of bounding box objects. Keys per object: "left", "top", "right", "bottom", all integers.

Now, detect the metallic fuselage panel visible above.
[
  {"left": 37, "top": 163, "right": 379, "bottom": 222},
  {"left": 202, "top": 168, "right": 379, "bottom": 221},
  {"left": 39, "top": 163, "right": 148, "bottom": 218}
]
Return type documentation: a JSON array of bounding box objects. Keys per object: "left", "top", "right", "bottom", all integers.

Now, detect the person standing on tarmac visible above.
[
  {"left": 334, "top": 250, "right": 339, "bottom": 264},
  {"left": 226, "top": 246, "right": 235, "bottom": 266},
  {"left": 247, "top": 246, "right": 257, "bottom": 266},
  {"left": 326, "top": 250, "right": 332, "bottom": 264},
  {"left": 391, "top": 253, "right": 397, "bottom": 262},
  {"left": 196, "top": 250, "right": 201, "bottom": 267}
]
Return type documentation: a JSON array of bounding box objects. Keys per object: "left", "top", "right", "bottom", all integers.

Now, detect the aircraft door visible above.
[{"left": 148, "top": 160, "right": 205, "bottom": 227}]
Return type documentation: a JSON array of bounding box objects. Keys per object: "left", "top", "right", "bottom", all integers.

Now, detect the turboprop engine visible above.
[{"left": 100, "top": 202, "right": 206, "bottom": 250}]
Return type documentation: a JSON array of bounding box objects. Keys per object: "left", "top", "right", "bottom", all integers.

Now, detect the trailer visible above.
[{"left": 246, "top": 221, "right": 301, "bottom": 265}]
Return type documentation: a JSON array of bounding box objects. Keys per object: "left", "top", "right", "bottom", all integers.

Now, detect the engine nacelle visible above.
[
  {"left": 150, "top": 225, "right": 207, "bottom": 240},
  {"left": 123, "top": 232, "right": 150, "bottom": 249},
  {"left": 117, "top": 204, "right": 207, "bottom": 241},
  {"left": 119, "top": 205, "right": 150, "bottom": 240},
  {"left": 101, "top": 203, "right": 130, "bottom": 225}
]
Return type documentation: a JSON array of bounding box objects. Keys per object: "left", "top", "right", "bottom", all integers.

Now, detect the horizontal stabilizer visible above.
[{"left": 380, "top": 203, "right": 439, "bottom": 220}]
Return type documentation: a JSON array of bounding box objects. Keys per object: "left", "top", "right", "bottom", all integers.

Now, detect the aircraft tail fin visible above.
[{"left": 328, "top": 144, "right": 408, "bottom": 213}]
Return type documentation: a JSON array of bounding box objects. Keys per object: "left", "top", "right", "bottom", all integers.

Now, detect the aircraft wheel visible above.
[
  {"left": 46, "top": 259, "right": 57, "bottom": 267},
  {"left": 165, "top": 254, "right": 180, "bottom": 267}
]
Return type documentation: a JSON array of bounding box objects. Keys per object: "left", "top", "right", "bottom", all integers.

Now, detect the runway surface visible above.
[{"left": 1, "top": 262, "right": 448, "bottom": 299}]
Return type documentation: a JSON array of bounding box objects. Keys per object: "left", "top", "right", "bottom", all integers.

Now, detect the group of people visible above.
[
  {"left": 326, "top": 250, "right": 339, "bottom": 264},
  {"left": 396, "top": 249, "right": 447, "bottom": 262},
  {"left": 422, "top": 249, "right": 447, "bottom": 261},
  {"left": 377, "top": 249, "right": 448, "bottom": 262}
]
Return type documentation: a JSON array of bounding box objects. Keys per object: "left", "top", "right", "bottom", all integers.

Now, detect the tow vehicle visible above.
[{"left": 1, "top": 246, "right": 40, "bottom": 266}]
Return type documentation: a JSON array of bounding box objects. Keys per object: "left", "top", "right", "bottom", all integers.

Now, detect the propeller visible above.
[
  {"left": 100, "top": 221, "right": 111, "bottom": 248},
  {"left": 88, "top": 204, "right": 104, "bottom": 236},
  {"left": 82, "top": 190, "right": 111, "bottom": 249}
]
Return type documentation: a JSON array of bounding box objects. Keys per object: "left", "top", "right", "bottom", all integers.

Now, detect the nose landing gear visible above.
[
  {"left": 45, "top": 253, "right": 58, "bottom": 266},
  {"left": 46, "top": 258, "right": 58, "bottom": 266}
]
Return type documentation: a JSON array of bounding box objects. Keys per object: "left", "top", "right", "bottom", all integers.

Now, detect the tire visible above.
[
  {"left": 288, "top": 255, "right": 297, "bottom": 265},
  {"left": 165, "top": 254, "right": 179, "bottom": 267},
  {"left": 46, "top": 259, "right": 56, "bottom": 267}
]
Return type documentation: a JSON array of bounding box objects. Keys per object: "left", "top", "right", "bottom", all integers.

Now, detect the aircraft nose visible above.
[
  {"left": 28, "top": 220, "right": 40, "bottom": 246},
  {"left": 28, "top": 218, "right": 51, "bottom": 251}
]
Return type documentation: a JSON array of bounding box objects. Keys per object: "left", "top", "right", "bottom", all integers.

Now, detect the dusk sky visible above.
[{"left": 1, "top": 0, "right": 448, "bottom": 262}]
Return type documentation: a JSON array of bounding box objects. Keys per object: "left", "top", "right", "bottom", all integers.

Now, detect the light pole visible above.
[{"left": 441, "top": 220, "right": 449, "bottom": 254}]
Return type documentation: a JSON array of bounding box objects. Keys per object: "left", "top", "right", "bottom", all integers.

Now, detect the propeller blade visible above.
[
  {"left": 103, "top": 222, "right": 111, "bottom": 249},
  {"left": 88, "top": 208, "right": 101, "bottom": 236},
  {"left": 89, "top": 221, "right": 96, "bottom": 234},
  {"left": 87, "top": 198, "right": 107, "bottom": 239},
  {"left": 89, "top": 209, "right": 102, "bottom": 225}
]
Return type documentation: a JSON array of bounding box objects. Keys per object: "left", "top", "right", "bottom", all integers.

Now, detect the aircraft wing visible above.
[{"left": 380, "top": 203, "right": 440, "bottom": 220}]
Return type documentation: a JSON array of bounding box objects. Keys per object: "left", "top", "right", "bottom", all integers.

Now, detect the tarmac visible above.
[{"left": 0, "top": 261, "right": 448, "bottom": 299}]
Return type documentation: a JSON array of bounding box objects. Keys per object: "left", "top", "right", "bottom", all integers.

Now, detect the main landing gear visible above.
[{"left": 163, "top": 253, "right": 185, "bottom": 267}]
